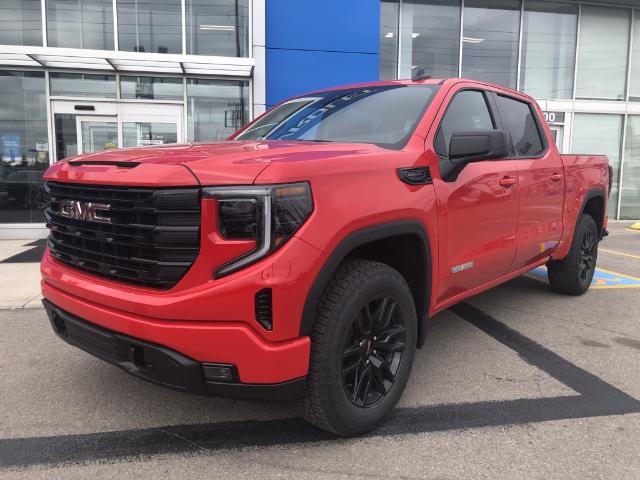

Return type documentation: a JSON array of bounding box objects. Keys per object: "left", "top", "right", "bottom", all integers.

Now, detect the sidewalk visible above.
[{"left": 0, "top": 239, "right": 45, "bottom": 309}]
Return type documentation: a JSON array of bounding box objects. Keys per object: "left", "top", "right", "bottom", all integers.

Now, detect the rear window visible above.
[
  {"left": 235, "top": 85, "right": 439, "bottom": 150},
  {"left": 495, "top": 95, "right": 545, "bottom": 157}
]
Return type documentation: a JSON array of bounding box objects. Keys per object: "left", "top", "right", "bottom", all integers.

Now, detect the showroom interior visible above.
[{"left": 0, "top": 0, "right": 639, "bottom": 239}]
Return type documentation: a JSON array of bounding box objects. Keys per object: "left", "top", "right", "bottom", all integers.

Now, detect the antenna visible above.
[{"left": 411, "top": 67, "right": 431, "bottom": 82}]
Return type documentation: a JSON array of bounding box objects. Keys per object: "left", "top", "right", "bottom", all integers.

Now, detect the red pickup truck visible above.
[{"left": 41, "top": 78, "right": 610, "bottom": 436}]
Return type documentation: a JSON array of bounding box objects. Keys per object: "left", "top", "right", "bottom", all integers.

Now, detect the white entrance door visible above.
[
  {"left": 76, "top": 116, "right": 119, "bottom": 154},
  {"left": 119, "top": 104, "right": 183, "bottom": 149},
  {"left": 52, "top": 101, "right": 184, "bottom": 161}
]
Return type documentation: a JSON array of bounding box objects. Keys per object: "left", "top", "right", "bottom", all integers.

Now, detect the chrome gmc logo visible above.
[{"left": 59, "top": 199, "right": 111, "bottom": 224}]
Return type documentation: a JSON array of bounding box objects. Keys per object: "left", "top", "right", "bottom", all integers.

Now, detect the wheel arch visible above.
[
  {"left": 300, "top": 221, "right": 432, "bottom": 347},
  {"left": 580, "top": 188, "right": 606, "bottom": 238}
]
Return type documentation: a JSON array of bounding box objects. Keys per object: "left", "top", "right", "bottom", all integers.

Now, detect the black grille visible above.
[{"left": 44, "top": 181, "right": 201, "bottom": 289}]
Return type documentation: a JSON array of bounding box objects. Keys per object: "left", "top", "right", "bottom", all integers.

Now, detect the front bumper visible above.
[{"left": 44, "top": 300, "right": 306, "bottom": 401}]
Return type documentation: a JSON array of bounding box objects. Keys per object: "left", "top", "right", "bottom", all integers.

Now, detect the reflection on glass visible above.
[
  {"left": 187, "top": 79, "right": 249, "bottom": 141},
  {"left": 576, "top": 6, "right": 630, "bottom": 101},
  {"left": 120, "top": 76, "right": 184, "bottom": 100},
  {"left": 0, "top": 0, "right": 42, "bottom": 46},
  {"left": 118, "top": 0, "right": 182, "bottom": 54},
  {"left": 80, "top": 121, "right": 118, "bottom": 153},
  {"left": 399, "top": 0, "right": 460, "bottom": 79},
  {"left": 520, "top": 1, "right": 577, "bottom": 100},
  {"left": 50, "top": 73, "right": 116, "bottom": 99},
  {"left": 630, "top": 11, "right": 640, "bottom": 101},
  {"left": 123, "top": 123, "right": 178, "bottom": 148},
  {"left": 621, "top": 116, "right": 640, "bottom": 219},
  {"left": 54, "top": 114, "right": 78, "bottom": 161},
  {"left": 379, "top": 0, "right": 399, "bottom": 80},
  {"left": 186, "top": 0, "right": 248, "bottom": 56},
  {"left": 571, "top": 113, "right": 622, "bottom": 217},
  {"left": 47, "top": 0, "right": 114, "bottom": 50},
  {"left": 0, "top": 72, "right": 49, "bottom": 223},
  {"left": 462, "top": 0, "right": 520, "bottom": 88}
]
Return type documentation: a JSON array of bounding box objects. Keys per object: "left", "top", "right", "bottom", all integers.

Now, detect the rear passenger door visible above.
[
  {"left": 493, "top": 94, "right": 564, "bottom": 270},
  {"left": 431, "top": 88, "right": 519, "bottom": 304}
]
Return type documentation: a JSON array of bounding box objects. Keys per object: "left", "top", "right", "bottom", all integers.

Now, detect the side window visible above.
[
  {"left": 437, "top": 90, "right": 495, "bottom": 156},
  {"left": 495, "top": 95, "right": 545, "bottom": 157}
]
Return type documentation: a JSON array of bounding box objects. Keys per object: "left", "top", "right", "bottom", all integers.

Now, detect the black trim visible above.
[
  {"left": 578, "top": 187, "right": 606, "bottom": 238},
  {"left": 43, "top": 299, "right": 306, "bottom": 402},
  {"left": 397, "top": 167, "right": 433, "bottom": 185},
  {"left": 299, "top": 221, "right": 432, "bottom": 341}
]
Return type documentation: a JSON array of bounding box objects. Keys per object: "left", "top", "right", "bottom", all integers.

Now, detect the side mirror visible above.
[{"left": 439, "top": 129, "right": 511, "bottom": 181}]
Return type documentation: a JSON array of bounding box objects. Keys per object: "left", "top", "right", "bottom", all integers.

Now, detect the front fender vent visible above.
[{"left": 255, "top": 288, "right": 273, "bottom": 331}]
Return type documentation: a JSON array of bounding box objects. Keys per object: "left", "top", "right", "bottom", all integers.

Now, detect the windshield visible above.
[{"left": 235, "top": 85, "right": 439, "bottom": 149}]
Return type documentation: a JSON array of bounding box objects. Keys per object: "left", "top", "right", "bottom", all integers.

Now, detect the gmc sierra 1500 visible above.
[{"left": 41, "top": 78, "right": 610, "bottom": 436}]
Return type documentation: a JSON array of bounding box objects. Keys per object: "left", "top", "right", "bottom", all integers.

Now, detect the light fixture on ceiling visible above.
[
  {"left": 411, "top": 33, "right": 420, "bottom": 38},
  {"left": 463, "top": 36, "right": 484, "bottom": 44},
  {"left": 200, "top": 25, "right": 236, "bottom": 31},
  {"left": 384, "top": 32, "right": 394, "bottom": 38}
]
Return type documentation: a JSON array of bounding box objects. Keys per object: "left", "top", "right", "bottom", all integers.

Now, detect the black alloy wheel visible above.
[
  {"left": 578, "top": 228, "right": 596, "bottom": 283},
  {"left": 342, "top": 295, "right": 406, "bottom": 408}
]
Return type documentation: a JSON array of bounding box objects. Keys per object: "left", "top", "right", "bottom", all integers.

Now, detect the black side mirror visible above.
[{"left": 439, "top": 129, "right": 511, "bottom": 181}]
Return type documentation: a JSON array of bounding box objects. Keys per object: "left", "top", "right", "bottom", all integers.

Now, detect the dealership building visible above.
[{"left": 1, "top": 0, "right": 639, "bottom": 237}]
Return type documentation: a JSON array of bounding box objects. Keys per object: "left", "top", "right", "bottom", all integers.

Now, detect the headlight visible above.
[{"left": 203, "top": 182, "right": 313, "bottom": 277}]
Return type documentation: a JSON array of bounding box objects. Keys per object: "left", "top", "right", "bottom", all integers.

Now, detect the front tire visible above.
[
  {"left": 547, "top": 214, "right": 599, "bottom": 295},
  {"left": 299, "top": 259, "right": 417, "bottom": 436}
]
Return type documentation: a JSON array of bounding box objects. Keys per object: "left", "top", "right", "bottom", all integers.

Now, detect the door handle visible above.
[
  {"left": 499, "top": 176, "right": 517, "bottom": 188},
  {"left": 550, "top": 173, "right": 563, "bottom": 182}
]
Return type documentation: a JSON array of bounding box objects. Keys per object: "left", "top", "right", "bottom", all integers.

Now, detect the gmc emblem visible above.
[{"left": 59, "top": 199, "right": 111, "bottom": 224}]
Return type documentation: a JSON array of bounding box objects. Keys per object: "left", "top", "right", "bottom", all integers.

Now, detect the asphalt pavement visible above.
[{"left": 0, "top": 222, "right": 639, "bottom": 479}]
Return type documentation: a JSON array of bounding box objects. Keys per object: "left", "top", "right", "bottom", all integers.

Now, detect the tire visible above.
[
  {"left": 299, "top": 259, "right": 417, "bottom": 436},
  {"left": 547, "top": 214, "right": 599, "bottom": 295}
]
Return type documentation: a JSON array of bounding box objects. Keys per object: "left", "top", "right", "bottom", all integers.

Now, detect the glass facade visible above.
[
  {"left": 575, "top": 6, "right": 630, "bottom": 101},
  {"left": 187, "top": 79, "right": 249, "bottom": 141},
  {"left": 186, "top": 0, "right": 249, "bottom": 57},
  {"left": 0, "top": 0, "right": 42, "bottom": 47},
  {"left": 50, "top": 73, "right": 117, "bottom": 98},
  {"left": 117, "top": 0, "right": 182, "bottom": 54},
  {"left": 0, "top": 72, "right": 48, "bottom": 223},
  {"left": 399, "top": 0, "right": 461, "bottom": 79},
  {"left": 120, "top": 76, "right": 184, "bottom": 100},
  {"left": 462, "top": 0, "right": 520, "bottom": 88},
  {"left": 520, "top": 1, "right": 577, "bottom": 100},
  {"left": 379, "top": 0, "right": 640, "bottom": 219},
  {"left": 47, "top": 0, "right": 114, "bottom": 50}
]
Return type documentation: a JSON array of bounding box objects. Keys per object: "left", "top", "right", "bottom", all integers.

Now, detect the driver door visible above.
[{"left": 431, "top": 88, "right": 519, "bottom": 304}]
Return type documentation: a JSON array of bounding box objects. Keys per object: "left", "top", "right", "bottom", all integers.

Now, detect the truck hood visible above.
[{"left": 44, "top": 140, "right": 381, "bottom": 186}]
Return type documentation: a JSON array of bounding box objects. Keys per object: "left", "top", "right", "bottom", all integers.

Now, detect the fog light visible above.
[{"left": 202, "top": 363, "right": 236, "bottom": 382}]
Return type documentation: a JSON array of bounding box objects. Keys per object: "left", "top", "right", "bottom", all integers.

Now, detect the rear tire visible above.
[
  {"left": 299, "top": 259, "right": 417, "bottom": 436},
  {"left": 547, "top": 214, "right": 599, "bottom": 295}
]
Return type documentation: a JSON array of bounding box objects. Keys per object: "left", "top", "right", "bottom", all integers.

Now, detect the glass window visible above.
[
  {"left": 398, "top": 0, "right": 460, "bottom": 79},
  {"left": 47, "top": 0, "right": 114, "bottom": 50},
  {"left": 54, "top": 114, "right": 78, "bottom": 161},
  {"left": 462, "top": 0, "right": 520, "bottom": 89},
  {"left": 0, "top": 72, "right": 49, "bottom": 224},
  {"left": 630, "top": 10, "right": 640, "bottom": 101},
  {"left": 576, "top": 6, "right": 630, "bottom": 101},
  {"left": 123, "top": 122, "right": 178, "bottom": 147},
  {"left": 520, "top": 1, "right": 577, "bottom": 100},
  {"left": 186, "top": 0, "right": 249, "bottom": 57},
  {"left": 379, "top": 0, "right": 399, "bottom": 80},
  {"left": 495, "top": 95, "right": 544, "bottom": 157},
  {"left": 187, "top": 79, "right": 249, "bottom": 142},
  {"left": 571, "top": 113, "right": 623, "bottom": 217},
  {"left": 50, "top": 73, "right": 116, "bottom": 99},
  {"left": 235, "top": 86, "right": 438, "bottom": 150},
  {"left": 118, "top": 0, "right": 182, "bottom": 54},
  {"left": 620, "top": 115, "right": 640, "bottom": 219},
  {"left": 0, "top": 0, "right": 42, "bottom": 46},
  {"left": 439, "top": 90, "right": 494, "bottom": 153},
  {"left": 120, "top": 76, "right": 183, "bottom": 100}
]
